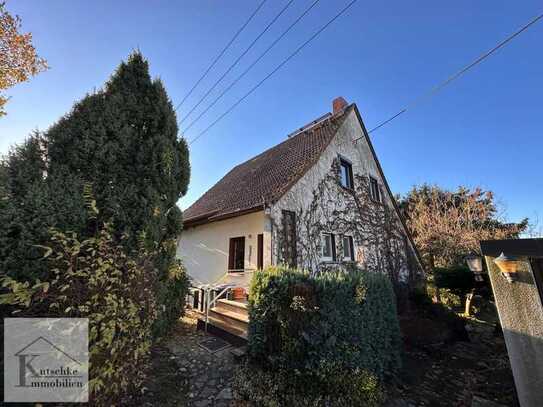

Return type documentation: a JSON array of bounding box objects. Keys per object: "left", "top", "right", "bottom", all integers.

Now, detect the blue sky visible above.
[{"left": 1, "top": 1, "right": 542, "bottom": 227}]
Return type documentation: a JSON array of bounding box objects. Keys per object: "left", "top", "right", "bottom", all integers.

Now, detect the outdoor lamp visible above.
[
  {"left": 494, "top": 252, "right": 520, "bottom": 283},
  {"left": 465, "top": 254, "right": 484, "bottom": 282}
]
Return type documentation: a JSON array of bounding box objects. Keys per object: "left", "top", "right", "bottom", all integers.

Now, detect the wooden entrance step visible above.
[
  {"left": 214, "top": 298, "right": 248, "bottom": 317},
  {"left": 195, "top": 298, "right": 249, "bottom": 341},
  {"left": 204, "top": 314, "right": 248, "bottom": 340},
  {"left": 208, "top": 308, "right": 248, "bottom": 333}
]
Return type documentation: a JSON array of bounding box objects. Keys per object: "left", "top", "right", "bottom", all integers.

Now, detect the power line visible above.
[
  {"left": 174, "top": 0, "right": 267, "bottom": 112},
  {"left": 188, "top": 0, "right": 358, "bottom": 145},
  {"left": 360, "top": 12, "right": 543, "bottom": 137},
  {"left": 179, "top": 0, "right": 296, "bottom": 123},
  {"left": 183, "top": 0, "right": 322, "bottom": 134}
]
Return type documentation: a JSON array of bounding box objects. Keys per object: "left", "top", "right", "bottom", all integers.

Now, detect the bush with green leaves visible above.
[
  {"left": 434, "top": 265, "right": 480, "bottom": 315},
  {"left": 433, "top": 266, "right": 475, "bottom": 298},
  {"left": 233, "top": 362, "right": 382, "bottom": 407},
  {"left": 0, "top": 222, "right": 172, "bottom": 405},
  {"left": 239, "top": 266, "right": 400, "bottom": 405},
  {"left": 151, "top": 238, "right": 190, "bottom": 337}
]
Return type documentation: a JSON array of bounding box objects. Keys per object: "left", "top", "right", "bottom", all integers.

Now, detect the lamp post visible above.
[
  {"left": 493, "top": 252, "right": 521, "bottom": 283},
  {"left": 465, "top": 254, "right": 484, "bottom": 282}
]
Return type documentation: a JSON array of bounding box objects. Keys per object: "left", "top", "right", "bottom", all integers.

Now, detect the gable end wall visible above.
[{"left": 269, "top": 107, "right": 424, "bottom": 301}]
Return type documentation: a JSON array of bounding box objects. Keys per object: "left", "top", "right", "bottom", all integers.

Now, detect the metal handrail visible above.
[{"left": 204, "top": 285, "right": 231, "bottom": 333}]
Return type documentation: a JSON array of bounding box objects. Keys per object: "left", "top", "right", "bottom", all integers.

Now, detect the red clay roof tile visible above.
[{"left": 183, "top": 106, "right": 351, "bottom": 226}]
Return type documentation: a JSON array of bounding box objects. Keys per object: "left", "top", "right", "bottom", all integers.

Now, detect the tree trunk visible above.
[
  {"left": 464, "top": 288, "right": 476, "bottom": 316},
  {"left": 433, "top": 287, "right": 442, "bottom": 303}
]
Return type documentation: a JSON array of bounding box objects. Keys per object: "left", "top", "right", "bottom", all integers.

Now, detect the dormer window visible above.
[{"left": 339, "top": 157, "right": 354, "bottom": 189}]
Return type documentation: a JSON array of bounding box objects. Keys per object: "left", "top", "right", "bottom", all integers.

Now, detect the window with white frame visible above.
[
  {"left": 342, "top": 235, "right": 354, "bottom": 261},
  {"left": 321, "top": 233, "right": 335, "bottom": 261},
  {"left": 369, "top": 176, "right": 381, "bottom": 202},
  {"left": 339, "top": 157, "right": 354, "bottom": 189}
]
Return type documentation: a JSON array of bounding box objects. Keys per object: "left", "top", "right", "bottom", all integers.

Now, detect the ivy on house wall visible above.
[{"left": 272, "top": 157, "right": 424, "bottom": 303}]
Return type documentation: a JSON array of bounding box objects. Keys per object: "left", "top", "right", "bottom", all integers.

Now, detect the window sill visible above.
[
  {"left": 227, "top": 269, "right": 255, "bottom": 274},
  {"left": 320, "top": 258, "right": 340, "bottom": 263},
  {"left": 340, "top": 185, "right": 355, "bottom": 193},
  {"left": 319, "top": 260, "right": 357, "bottom": 265}
]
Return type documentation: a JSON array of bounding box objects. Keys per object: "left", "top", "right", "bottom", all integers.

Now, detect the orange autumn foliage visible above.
[{"left": 0, "top": 2, "right": 47, "bottom": 116}]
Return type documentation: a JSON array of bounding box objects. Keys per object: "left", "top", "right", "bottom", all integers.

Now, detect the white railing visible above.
[
  {"left": 187, "top": 285, "right": 233, "bottom": 332},
  {"left": 204, "top": 285, "right": 231, "bottom": 332}
]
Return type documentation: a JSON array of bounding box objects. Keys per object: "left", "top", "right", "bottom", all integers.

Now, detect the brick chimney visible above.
[{"left": 332, "top": 96, "right": 348, "bottom": 114}]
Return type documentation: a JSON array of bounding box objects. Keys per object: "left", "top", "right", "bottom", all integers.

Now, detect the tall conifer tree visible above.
[
  {"left": 47, "top": 52, "right": 190, "bottom": 249},
  {"left": 1, "top": 52, "right": 190, "bottom": 333}
]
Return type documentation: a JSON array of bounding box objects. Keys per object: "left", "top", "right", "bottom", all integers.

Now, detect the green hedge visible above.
[
  {"left": 241, "top": 266, "right": 401, "bottom": 404},
  {"left": 151, "top": 238, "right": 190, "bottom": 338}
]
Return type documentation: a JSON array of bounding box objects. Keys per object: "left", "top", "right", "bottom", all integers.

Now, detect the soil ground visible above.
[{"left": 389, "top": 298, "right": 517, "bottom": 407}]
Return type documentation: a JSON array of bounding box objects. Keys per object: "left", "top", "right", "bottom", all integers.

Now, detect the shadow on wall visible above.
[{"left": 481, "top": 239, "right": 543, "bottom": 407}]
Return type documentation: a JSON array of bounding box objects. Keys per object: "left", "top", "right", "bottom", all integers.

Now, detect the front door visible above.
[
  {"left": 257, "top": 234, "right": 264, "bottom": 270},
  {"left": 228, "top": 237, "right": 245, "bottom": 272}
]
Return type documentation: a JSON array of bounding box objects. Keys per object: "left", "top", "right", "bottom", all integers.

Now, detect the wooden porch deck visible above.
[{"left": 195, "top": 298, "right": 249, "bottom": 341}]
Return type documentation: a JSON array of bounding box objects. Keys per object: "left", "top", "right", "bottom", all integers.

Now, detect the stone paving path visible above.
[
  {"left": 153, "top": 304, "right": 514, "bottom": 407},
  {"left": 165, "top": 313, "right": 241, "bottom": 407}
]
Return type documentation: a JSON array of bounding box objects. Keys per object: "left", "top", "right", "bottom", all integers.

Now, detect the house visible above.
[{"left": 177, "top": 97, "right": 424, "bottom": 338}]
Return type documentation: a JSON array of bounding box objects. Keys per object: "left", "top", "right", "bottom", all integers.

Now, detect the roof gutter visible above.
[{"left": 183, "top": 205, "right": 264, "bottom": 229}]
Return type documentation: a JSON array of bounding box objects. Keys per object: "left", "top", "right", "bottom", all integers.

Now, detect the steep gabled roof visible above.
[{"left": 183, "top": 106, "right": 351, "bottom": 226}]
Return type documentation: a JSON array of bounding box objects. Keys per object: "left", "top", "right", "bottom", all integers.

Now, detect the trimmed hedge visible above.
[{"left": 241, "top": 266, "right": 401, "bottom": 404}]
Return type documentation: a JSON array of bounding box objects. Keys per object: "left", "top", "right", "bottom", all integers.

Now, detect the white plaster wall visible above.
[
  {"left": 270, "top": 107, "right": 421, "bottom": 279},
  {"left": 177, "top": 211, "right": 271, "bottom": 286}
]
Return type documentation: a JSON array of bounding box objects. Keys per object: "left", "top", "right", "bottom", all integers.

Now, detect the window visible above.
[
  {"left": 321, "top": 233, "right": 336, "bottom": 262},
  {"left": 369, "top": 176, "right": 381, "bottom": 202},
  {"left": 342, "top": 235, "right": 355, "bottom": 261},
  {"left": 228, "top": 237, "right": 245, "bottom": 272},
  {"left": 339, "top": 157, "right": 354, "bottom": 189}
]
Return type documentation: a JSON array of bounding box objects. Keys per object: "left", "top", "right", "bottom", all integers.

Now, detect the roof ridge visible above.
[
  {"left": 286, "top": 112, "right": 332, "bottom": 138},
  {"left": 229, "top": 106, "right": 349, "bottom": 170}
]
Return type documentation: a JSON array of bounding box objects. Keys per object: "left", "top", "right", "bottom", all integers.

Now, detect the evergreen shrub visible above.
[{"left": 238, "top": 266, "right": 401, "bottom": 405}]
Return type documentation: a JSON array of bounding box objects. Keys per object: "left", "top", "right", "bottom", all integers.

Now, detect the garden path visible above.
[{"left": 165, "top": 313, "right": 242, "bottom": 407}]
